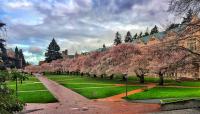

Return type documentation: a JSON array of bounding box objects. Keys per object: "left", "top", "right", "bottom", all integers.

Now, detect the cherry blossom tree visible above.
[
  {"left": 128, "top": 54, "right": 149, "bottom": 84},
  {"left": 148, "top": 44, "right": 191, "bottom": 85},
  {"left": 103, "top": 43, "right": 141, "bottom": 79},
  {"left": 50, "top": 60, "right": 63, "bottom": 74},
  {"left": 24, "top": 65, "right": 41, "bottom": 74}
]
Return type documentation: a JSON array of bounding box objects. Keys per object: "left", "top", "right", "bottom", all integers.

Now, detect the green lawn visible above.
[
  {"left": 128, "top": 76, "right": 175, "bottom": 84},
  {"left": 175, "top": 81, "right": 200, "bottom": 87},
  {"left": 126, "top": 87, "right": 200, "bottom": 100},
  {"left": 47, "top": 75, "right": 142, "bottom": 99},
  {"left": 48, "top": 75, "right": 125, "bottom": 84},
  {"left": 7, "top": 76, "right": 57, "bottom": 103},
  {"left": 74, "top": 86, "right": 141, "bottom": 99}
]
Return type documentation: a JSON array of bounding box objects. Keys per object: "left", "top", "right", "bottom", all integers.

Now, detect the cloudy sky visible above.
[{"left": 0, "top": 0, "right": 178, "bottom": 64}]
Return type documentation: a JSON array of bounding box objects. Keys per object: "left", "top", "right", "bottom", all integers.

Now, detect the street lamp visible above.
[{"left": 124, "top": 73, "right": 128, "bottom": 97}]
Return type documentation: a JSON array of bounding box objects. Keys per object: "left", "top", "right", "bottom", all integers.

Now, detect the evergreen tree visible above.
[
  {"left": 15, "top": 47, "right": 20, "bottom": 68},
  {"left": 18, "top": 49, "right": 26, "bottom": 67},
  {"left": 102, "top": 44, "right": 106, "bottom": 51},
  {"left": 124, "top": 31, "right": 132, "bottom": 43},
  {"left": 138, "top": 32, "right": 143, "bottom": 38},
  {"left": 103, "top": 44, "right": 106, "bottom": 48},
  {"left": 133, "top": 33, "right": 138, "bottom": 40},
  {"left": 182, "top": 9, "right": 193, "bottom": 24},
  {"left": 0, "top": 39, "right": 9, "bottom": 67},
  {"left": 15, "top": 47, "right": 19, "bottom": 59},
  {"left": 114, "top": 32, "right": 122, "bottom": 45},
  {"left": 144, "top": 27, "right": 149, "bottom": 36},
  {"left": 45, "top": 38, "right": 62, "bottom": 62},
  {"left": 166, "top": 23, "right": 179, "bottom": 31},
  {"left": 150, "top": 25, "right": 159, "bottom": 35}
]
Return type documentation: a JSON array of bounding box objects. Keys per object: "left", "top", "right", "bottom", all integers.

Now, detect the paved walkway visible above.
[
  {"left": 151, "top": 108, "right": 200, "bottom": 114},
  {"left": 24, "top": 75, "right": 160, "bottom": 114},
  {"left": 97, "top": 83, "right": 156, "bottom": 102}
]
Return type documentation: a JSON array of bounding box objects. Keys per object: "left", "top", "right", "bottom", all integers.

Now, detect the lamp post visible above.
[{"left": 124, "top": 73, "right": 128, "bottom": 97}]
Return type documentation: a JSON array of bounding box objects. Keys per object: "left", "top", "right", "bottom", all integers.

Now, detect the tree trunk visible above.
[
  {"left": 101, "top": 75, "right": 103, "bottom": 78},
  {"left": 110, "top": 74, "right": 113, "bottom": 80},
  {"left": 159, "top": 72, "right": 164, "bottom": 86},
  {"left": 93, "top": 74, "right": 97, "bottom": 78},
  {"left": 122, "top": 75, "right": 126, "bottom": 81},
  {"left": 21, "top": 80, "right": 22, "bottom": 84},
  {"left": 137, "top": 74, "right": 144, "bottom": 84}
]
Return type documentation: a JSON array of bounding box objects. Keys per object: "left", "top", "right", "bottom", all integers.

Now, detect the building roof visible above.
[
  {"left": 133, "top": 32, "right": 166, "bottom": 44},
  {"left": 142, "top": 32, "right": 166, "bottom": 43},
  {"left": 7, "top": 48, "right": 15, "bottom": 58}
]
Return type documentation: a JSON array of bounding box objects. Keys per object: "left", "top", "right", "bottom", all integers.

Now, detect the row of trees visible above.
[
  {"left": 26, "top": 40, "right": 197, "bottom": 85},
  {"left": 114, "top": 25, "right": 159, "bottom": 45},
  {"left": 15, "top": 47, "right": 26, "bottom": 68}
]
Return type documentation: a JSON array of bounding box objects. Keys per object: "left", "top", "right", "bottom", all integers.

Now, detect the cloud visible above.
[
  {"left": 28, "top": 47, "right": 43, "bottom": 55},
  {"left": 6, "top": 1, "right": 33, "bottom": 9},
  {"left": 0, "top": 0, "right": 173, "bottom": 64}
]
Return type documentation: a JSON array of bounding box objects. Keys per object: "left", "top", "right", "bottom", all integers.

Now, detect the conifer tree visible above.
[
  {"left": 103, "top": 44, "right": 106, "bottom": 48},
  {"left": 45, "top": 38, "right": 62, "bottom": 62},
  {"left": 144, "top": 27, "right": 149, "bottom": 36},
  {"left": 133, "top": 33, "right": 138, "bottom": 40},
  {"left": 138, "top": 32, "right": 143, "bottom": 38},
  {"left": 18, "top": 49, "right": 26, "bottom": 67},
  {"left": 114, "top": 32, "right": 122, "bottom": 45},
  {"left": 15, "top": 47, "right": 19, "bottom": 59},
  {"left": 102, "top": 44, "right": 106, "bottom": 51},
  {"left": 124, "top": 31, "right": 132, "bottom": 43},
  {"left": 150, "top": 25, "right": 159, "bottom": 35},
  {"left": 14, "top": 47, "right": 20, "bottom": 68}
]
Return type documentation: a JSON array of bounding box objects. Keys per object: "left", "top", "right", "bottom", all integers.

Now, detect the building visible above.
[
  {"left": 136, "top": 15, "right": 200, "bottom": 79},
  {"left": 62, "top": 49, "right": 68, "bottom": 59},
  {"left": 0, "top": 22, "right": 25, "bottom": 69}
]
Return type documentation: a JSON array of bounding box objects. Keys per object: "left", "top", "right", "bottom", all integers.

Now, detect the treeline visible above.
[
  {"left": 26, "top": 41, "right": 197, "bottom": 86},
  {"left": 114, "top": 25, "right": 159, "bottom": 45}
]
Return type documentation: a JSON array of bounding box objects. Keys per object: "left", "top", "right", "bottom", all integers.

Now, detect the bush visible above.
[
  {"left": 0, "top": 70, "right": 25, "bottom": 114},
  {"left": 0, "top": 83, "right": 25, "bottom": 114}
]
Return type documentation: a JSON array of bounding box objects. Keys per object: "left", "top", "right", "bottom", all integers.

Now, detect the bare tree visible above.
[{"left": 168, "top": 0, "right": 200, "bottom": 15}]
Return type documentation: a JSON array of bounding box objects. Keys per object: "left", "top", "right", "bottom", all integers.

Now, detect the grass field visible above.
[
  {"left": 47, "top": 75, "right": 142, "bottom": 99},
  {"left": 7, "top": 76, "right": 57, "bottom": 103},
  {"left": 128, "top": 76, "right": 176, "bottom": 84},
  {"left": 126, "top": 87, "right": 200, "bottom": 100},
  {"left": 175, "top": 81, "right": 200, "bottom": 87},
  {"left": 47, "top": 74, "right": 200, "bottom": 102}
]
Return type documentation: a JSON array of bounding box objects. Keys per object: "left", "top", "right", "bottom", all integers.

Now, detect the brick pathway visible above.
[{"left": 24, "top": 75, "right": 160, "bottom": 114}]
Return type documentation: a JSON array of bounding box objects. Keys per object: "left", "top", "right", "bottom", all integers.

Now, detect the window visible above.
[{"left": 187, "top": 39, "right": 197, "bottom": 51}]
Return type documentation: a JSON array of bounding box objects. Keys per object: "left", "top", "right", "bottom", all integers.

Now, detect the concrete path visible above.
[
  {"left": 24, "top": 75, "right": 160, "bottom": 114},
  {"left": 151, "top": 108, "right": 200, "bottom": 114},
  {"left": 97, "top": 83, "right": 156, "bottom": 102}
]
